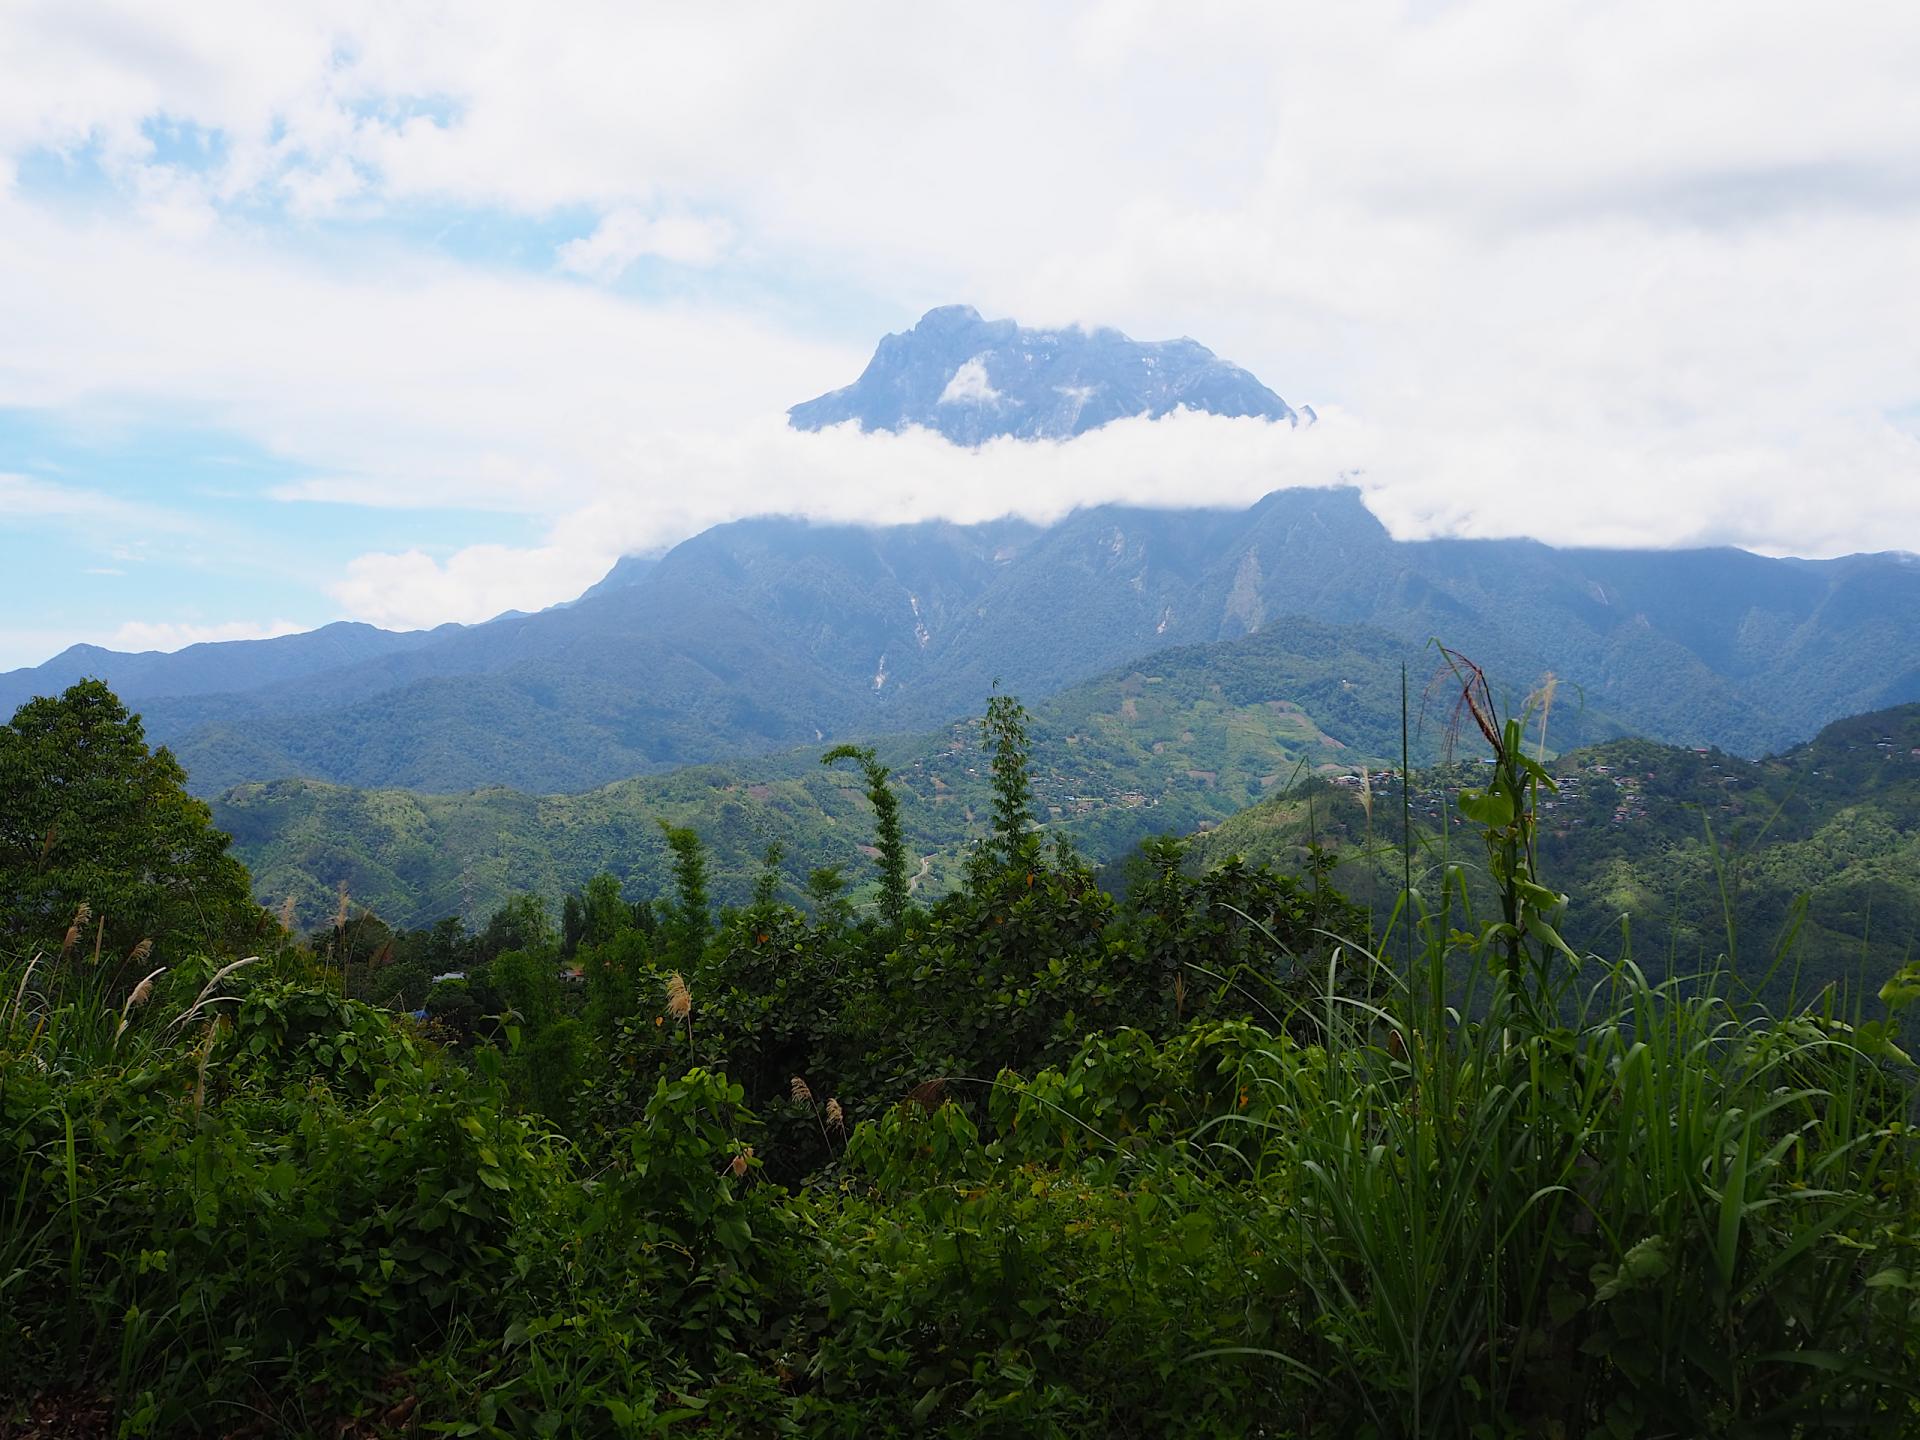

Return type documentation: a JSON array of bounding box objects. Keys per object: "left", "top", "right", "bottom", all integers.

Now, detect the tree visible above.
[
  {"left": 0, "top": 680, "right": 262, "bottom": 960},
  {"left": 822, "top": 745, "right": 912, "bottom": 929},
  {"left": 658, "top": 822, "right": 712, "bottom": 968},
  {"left": 981, "top": 690, "right": 1037, "bottom": 869},
  {"left": 579, "top": 872, "right": 632, "bottom": 947},
  {"left": 477, "top": 894, "right": 555, "bottom": 963}
]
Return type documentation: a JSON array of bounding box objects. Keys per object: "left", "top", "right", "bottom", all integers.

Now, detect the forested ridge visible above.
[
  {"left": 9, "top": 486, "right": 1918, "bottom": 799},
  {"left": 213, "top": 619, "right": 1624, "bottom": 929}
]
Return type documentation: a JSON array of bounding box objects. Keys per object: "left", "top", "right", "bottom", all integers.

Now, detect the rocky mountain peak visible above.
[{"left": 787, "top": 305, "right": 1297, "bottom": 445}]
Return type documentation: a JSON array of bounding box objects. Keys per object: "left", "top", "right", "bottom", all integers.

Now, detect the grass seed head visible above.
[
  {"left": 665, "top": 970, "right": 692, "bottom": 1022},
  {"left": 61, "top": 902, "right": 92, "bottom": 957},
  {"left": 790, "top": 1075, "right": 813, "bottom": 1105}
]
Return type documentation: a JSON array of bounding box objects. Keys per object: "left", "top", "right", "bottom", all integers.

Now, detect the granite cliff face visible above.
[{"left": 787, "top": 304, "right": 1297, "bottom": 443}]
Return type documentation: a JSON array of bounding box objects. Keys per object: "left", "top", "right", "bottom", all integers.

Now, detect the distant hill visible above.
[
  {"left": 787, "top": 304, "right": 1299, "bottom": 443},
  {"left": 218, "top": 617, "right": 1593, "bottom": 928},
  {"left": 1191, "top": 702, "right": 1920, "bottom": 997},
  {"left": 0, "top": 622, "right": 452, "bottom": 714},
  {"left": 6, "top": 486, "right": 1919, "bottom": 796}
]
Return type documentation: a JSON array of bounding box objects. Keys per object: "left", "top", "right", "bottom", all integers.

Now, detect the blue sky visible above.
[{"left": 3, "top": 2, "right": 1919, "bottom": 672}]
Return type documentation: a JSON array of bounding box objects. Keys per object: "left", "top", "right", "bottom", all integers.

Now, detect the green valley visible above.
[{"left": 215, "top": 619, "right": 1634, "bottom": 928}]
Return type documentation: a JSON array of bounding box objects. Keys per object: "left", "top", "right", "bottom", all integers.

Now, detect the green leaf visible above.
[
  {"left": 1593, "top": 1235, "right": 1669, "bottom": 1302},
  {"left": 1458, "top": 787, "right": 1515, "bottom": 829},
  {"left": 911, "top": 1386, "right": 946, "bottom": 1423},
  {"left": 1877, "top": 963, "right": 1920, "bottom": 1011}
]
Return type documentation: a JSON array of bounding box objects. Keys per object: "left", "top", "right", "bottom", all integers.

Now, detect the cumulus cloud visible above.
[
  {"left": 556, "top": 209, "right": 733, "bottom": 279},
  {"left": 327, "top": 396, "right": 1920, "bottom": 631},
  {"left": 331, "top": 543, "right": 591, "bottom": 630},
  {"left": 107, "top": 618, "right": 305, "bottom": 653},
  {"left": 326, "top": 410, "right": 1351, "bottom": 626}
]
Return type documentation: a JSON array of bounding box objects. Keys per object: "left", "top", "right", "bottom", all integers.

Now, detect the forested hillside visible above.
[
  {"left": 1193, "top": 700, "right": 1920, "bottom": 999},
  {"left": 8, "top": 488, "right": 1917, "bottom": 796},
  {"left": 213, "top": 620, "right": 1630, "bottom": 927}
]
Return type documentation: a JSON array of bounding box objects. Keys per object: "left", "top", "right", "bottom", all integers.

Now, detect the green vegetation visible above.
[
  {"left": 213, "top": 619, "right": 1624, "bottom": 928},
  {"left": 1194, "top": 698, "right": 1920, "bottom": 1002},
  {"left": 0, "top": 680, "right": 265, "bottom": 965},
  {"left": 4, "top": 677, "right": 1917, "bottom": 1436}
]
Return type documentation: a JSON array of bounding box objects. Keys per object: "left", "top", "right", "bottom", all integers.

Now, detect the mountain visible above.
[
  {"left": 219, "top": 616, "right": 1593, "bottom": 928},
  {"left": 0, "top": 621, "right": 453, "bottom": 716},
  {"left": 6, "top": 487, "right": 1920, "bottom": 797},
  {"left": 1191, "top": 702, "right": 1920, "bottom": 999},
  {"left": 787, "top": 304, "right": 1298, "bottom": 443}
]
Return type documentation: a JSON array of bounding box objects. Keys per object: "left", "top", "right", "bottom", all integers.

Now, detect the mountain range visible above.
[{"left": 4, "top": 307, "right": 1918, "bottom": 800}]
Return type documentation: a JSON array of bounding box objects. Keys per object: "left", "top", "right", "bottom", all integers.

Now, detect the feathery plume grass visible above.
[
  {"left": 127, "top": 938, "right": 152, "bottom": 966},
  {"left": 112, "top": 965, "right": 167, "bottom": 1045},
  {"left": 191, "top": 1021, "right": 218, "bottom": 1114},
  {"left": 792, "top": 1075, "right": 837, "bottom": 1150},
  {"left": 664, "top": 970, "right": 694, "bottom": 1057},
  {"left": 165, "top": 956, "right": 261, "bottom": 1037},
  {"left": 825, "top": 1098, "right": 844, "bottom": 1133},
  {"left": 1531, "top": 670, "right": 1560, "bottom": 760},
  {"left": 278, "top": 893, "right": 298, "bottom": 932},
  {"left": 5, "top": 951, "right": 46, "bottom": 1032},
  {"left": 664, "top": 971, "right": 691, "bottom": 1022},
  {"left": 61, "top": 903, "right": 91, "bottom": 959}
]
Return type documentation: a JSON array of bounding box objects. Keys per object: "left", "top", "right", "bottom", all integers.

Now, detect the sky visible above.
[{"left": 3, "top": 1, "right": 1919, "bottom": 671}]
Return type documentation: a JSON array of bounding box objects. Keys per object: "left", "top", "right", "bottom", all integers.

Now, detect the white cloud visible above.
[
  {"left": 0, "top": 194, "right": 857, "bottom": 514},
  {"left": 108, "top": 618, "right": 306, "bottom": 653},
  {"left": 3, "top": 1, "right": 1920, "bottom": 642},
  {"left": 331, "top": 544, "right": 592, "bottom": 630},
  {"left": 328, "top": 398, "right": 1920, "bottom": 631},
  {"left": 0, "top": 473, "right": 190, "bottom": 537},
  {"left": 938, "top": 357, "right": 1001, "bottom": 406},
  {"left": 556, "top": 209, "right": 733, "bottom": 280}
]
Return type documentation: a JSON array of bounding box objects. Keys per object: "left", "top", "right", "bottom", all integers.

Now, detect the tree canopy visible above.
[{"left": 0, "top": 680, "right": 262, "bottom": 960}]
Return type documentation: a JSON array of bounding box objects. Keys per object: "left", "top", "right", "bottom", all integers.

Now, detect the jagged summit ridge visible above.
[{"left": 787, "top": 304, "right": 1298, "bottom": 444}]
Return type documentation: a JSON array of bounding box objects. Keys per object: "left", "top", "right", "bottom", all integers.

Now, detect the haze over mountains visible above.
[{"left": 5, "top": 307, "right": 1918, "bottom": 800}]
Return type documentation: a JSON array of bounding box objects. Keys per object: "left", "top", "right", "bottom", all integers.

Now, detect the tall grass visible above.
[{"left": 1206, "top": 663, "right": 1920, "bottom": 1436}]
